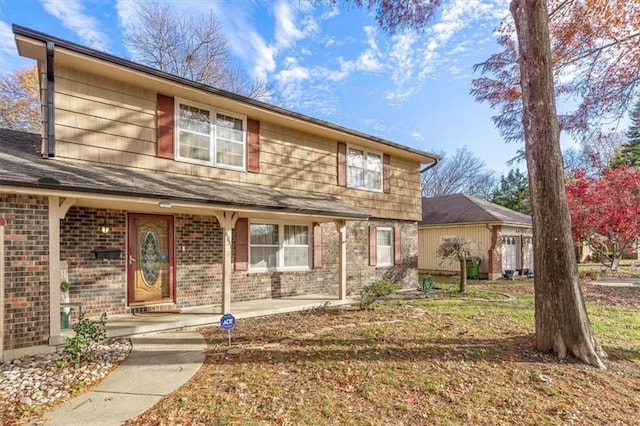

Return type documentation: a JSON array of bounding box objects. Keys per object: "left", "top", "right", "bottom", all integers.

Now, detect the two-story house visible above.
[{"left": 0, "top": 25, "right": 436, "bottom": 361}]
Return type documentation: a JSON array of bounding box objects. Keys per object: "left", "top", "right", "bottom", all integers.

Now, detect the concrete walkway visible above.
[
  {"left": 37, "top": 328, "right": 206, "bottom": 425},
  {"left": 588, "top": 278, "right": 640, "bottom": 287}
]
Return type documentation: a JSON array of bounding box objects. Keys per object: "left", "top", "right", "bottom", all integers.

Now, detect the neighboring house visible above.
[
  {"left": 418, "top": 193, "right": 533, "bottom": 280},
  {"left": 575, "top": 241, "right": 640, "bottom": 263},
  {"left": 0, "top": 26, "right": 437, "bottom": 361}
]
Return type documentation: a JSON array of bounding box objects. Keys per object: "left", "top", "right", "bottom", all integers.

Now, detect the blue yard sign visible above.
[
  {"left": 221, "top": 313, "right": 236, "bottom": 346},
  {"left": 220, "top": 313, "right": 236, "bottom": 330}
]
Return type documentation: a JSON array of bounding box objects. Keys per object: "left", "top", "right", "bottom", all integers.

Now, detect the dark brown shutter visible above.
[
  {"left": 383, "top": 154, "right": 391, "bottom": 193},
  {"left": 247, "top": 118, "right": 260, "bottom": 173},
  {"left": 394, "top": 226, "right": 402, "bottom": 265},
  {"left": 234, "top": 218, "right": 249, "bottom": 271},
  {"left": 369, "top": 225, "right": 377, "bottom": 266},
  {"left": 313, "top": 222, "right": 323, "bottom": 268},
  {"left": 337, "top": 142, "right": 347, "bottom": 186},
  {"left": 157, "top": 94, "right": 175, "bottom": 159}
]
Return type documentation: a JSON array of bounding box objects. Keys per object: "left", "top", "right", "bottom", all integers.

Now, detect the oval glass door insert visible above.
[{"left": 141, "top": 229, "right": 160, "bottom": 286}]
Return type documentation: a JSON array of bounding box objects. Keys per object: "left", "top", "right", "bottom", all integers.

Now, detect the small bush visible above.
[
  {"left": 63, "top": 313, "right": 107, "bottom": 367},
  {"left": 359, "top": 279, "right": 398, "bottom": 309}
]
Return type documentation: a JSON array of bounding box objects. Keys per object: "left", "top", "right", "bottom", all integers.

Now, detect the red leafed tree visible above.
[
  {"left": 566, "top": 165, "right": 640, "bottom": 271},
  {"left": 346, "top": 0, "right": 608, "bottom": 368}
]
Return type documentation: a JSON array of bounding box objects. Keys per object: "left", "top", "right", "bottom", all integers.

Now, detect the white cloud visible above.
[
  {"left": 41, "top": 0, "right": 111, "bottom": 51},
  {"left": 247, "top": 31, "right": 277, "bottom": 82},
  {"left": 1, "top": 20, "right": 34, "bottom": 71},
  {"left": 273, "top": 0, "right": 305, "bottom": 49},
  {"left": 371, "top": 0, "right": 509, "bottom": 101},
  {"left": 364, "top": 118, "right": 388, "bottom": 133},
  {"left": 411, "top": 131, "right": 422, "bottom": 139},
  {"left": 319, "top": 5, "right": 340, "bottom": 20},
  {"left": 277, "top": 62, "right": 310, "bottom": 84},
  {"left": 0, "top": 20, "right": 16, "bottom": 58},
  {"left": 383, "top": 31, "right": 424, "bottom": 101},
  {"left": 115, "top": 0, "right": 138, "bottom": 30}
]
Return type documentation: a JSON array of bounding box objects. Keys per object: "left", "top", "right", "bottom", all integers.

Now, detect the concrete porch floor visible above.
[{"left": 62, "top": 295, "right": 357, "bottom": 340}]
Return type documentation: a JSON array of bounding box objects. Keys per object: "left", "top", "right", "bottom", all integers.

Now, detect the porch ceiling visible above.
[{"left": 0, "top": 129, "right": 370, "bottom": 221}]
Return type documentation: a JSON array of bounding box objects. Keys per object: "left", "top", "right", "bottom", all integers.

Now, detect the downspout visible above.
[
  {"left": 420, "top": 157, "right": 439, "bottom": 174},
  {"left": 46, "top": 41, "right": 55, "bottom": 157}
]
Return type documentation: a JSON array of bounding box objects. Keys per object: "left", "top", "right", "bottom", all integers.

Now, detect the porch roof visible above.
[{"left": 0, "top": 128, "right": 370, "bottom": 220}]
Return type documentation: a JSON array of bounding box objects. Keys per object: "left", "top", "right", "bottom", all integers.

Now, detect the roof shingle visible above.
[
  {"left": 420, "top": 193, "right": 531, "bottom": 226},
  {"left": 0, "top": 128, "right": 369, "bottom": 219}
]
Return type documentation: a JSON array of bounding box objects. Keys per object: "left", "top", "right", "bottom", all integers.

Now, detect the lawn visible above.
[{"left": 126, "top": 278, "right": 640, "bottom": 426}]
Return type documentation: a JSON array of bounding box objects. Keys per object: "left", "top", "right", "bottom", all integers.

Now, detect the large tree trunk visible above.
[{"left": 510, "top": 0, "right": 606, "bottom": 369}]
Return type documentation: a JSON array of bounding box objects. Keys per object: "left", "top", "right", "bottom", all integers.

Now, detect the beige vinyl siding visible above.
[
  {"left": 51, "top": 65, "right": 423, "bottom": 221},
  {"left": 418, "top": 225, "right": 492, "bottom": 274}
]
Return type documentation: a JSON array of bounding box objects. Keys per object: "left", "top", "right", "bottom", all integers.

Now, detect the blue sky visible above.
[{"left": 1, "top": 0, "right": 530, "bottom": 175}]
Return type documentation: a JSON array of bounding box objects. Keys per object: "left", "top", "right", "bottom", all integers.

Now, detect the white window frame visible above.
[
  {"left": 346, "top": 145, "right": 383, "bottom": 192},
  {"left": 249, "top": 221, "right": 312, "bottom": 272},
  {"left": 174, "top": 98, "right": 247, "bottom": 171},
  {"left": 376, "top": 227, "right": 394, "bottom": 267}
]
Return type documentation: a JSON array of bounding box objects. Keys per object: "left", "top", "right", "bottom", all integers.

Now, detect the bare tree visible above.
[
  {"left": 436, "top": 237, "right": 478, "bottom": 293},
  {"left": 123, "top": 0, "right": 271, "bottom": 100},
  {"left": 421, "top": 147, "right": 497, "bottom": 199},
  {"left": 563, "top": 132, "right": 625, "bottom": 177}
]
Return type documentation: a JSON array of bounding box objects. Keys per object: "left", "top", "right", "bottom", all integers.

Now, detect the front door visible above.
[{"left": 127, "top": 214, "right": 174, "bottom": 304}]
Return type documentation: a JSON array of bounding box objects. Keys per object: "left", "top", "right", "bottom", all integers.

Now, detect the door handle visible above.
[{"left": 129, "top": 255, "right": 136, "bottom": 264}]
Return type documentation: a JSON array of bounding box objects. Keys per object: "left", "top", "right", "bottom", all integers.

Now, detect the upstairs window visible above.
[
  {"left": 347, "top": 146, "right": 382, "bottom": 191},
  {"left": 176, "top": 99, "right": 246, "bottom": 170}
]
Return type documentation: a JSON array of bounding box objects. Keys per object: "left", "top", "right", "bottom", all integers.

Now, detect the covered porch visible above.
[{"left": 60, "top": 293, "right": 357, "bottom": 341}]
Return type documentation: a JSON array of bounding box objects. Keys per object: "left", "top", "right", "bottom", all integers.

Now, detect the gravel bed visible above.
[{"left": 0, "top": 338, "right": 131, "bottom": 412}]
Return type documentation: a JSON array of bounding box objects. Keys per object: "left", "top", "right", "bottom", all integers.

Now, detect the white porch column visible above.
[
  {"left": 214, "top": 211, "right": 240, "bottom": 314},
  {"left": 48, "top": 197, "right": 76, "bottom": 344},
  {"left": 335, "top": 220, "right": 347, "bottom": 300}
]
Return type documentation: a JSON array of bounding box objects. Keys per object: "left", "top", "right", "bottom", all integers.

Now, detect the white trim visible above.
[
  {"left": 48, "top": 196, "right": 61, "bottom": 343},
  {"left": 174, "top": 97, "right": 247, "bottom": 171},
  {"left": 376, "top": 226, "right": 394, "bottom": 267},
  {"left": 248, "top": 220, "right": 312, "bottom": 272},
  {"left": 346, "top": 144, "right": 384, "bottom": 192}
]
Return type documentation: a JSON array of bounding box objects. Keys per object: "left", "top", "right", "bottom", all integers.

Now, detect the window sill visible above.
[
  {"left": 174, "top": 156, "right": 246, "bottom": 172},
  {"left": 346, "top": 185, "right": 383, "bottom": 193},
  {"left": 248, "top": 267, "right": 312, "bottom": 273}
]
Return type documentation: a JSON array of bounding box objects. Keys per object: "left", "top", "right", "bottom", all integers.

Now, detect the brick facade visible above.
[
  {"left": 60, "top": 207, "right": 127, "bottom": 319},
  {"left": 1, "top": 194, "right": 50, "bottom": 351},
  {"left": 173, "top": 214, "right": 222, "bottom": 308},
  {"left": 344, "top": 220, "right": 419, "bottom": 294},
  {"left": 488, "top": 226, "right": 503, "bottom": 281}
]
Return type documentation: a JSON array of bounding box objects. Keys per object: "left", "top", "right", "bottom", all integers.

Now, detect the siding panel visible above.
[{"left": 418, "top": 225, "right": 492, "bottom": 274}]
